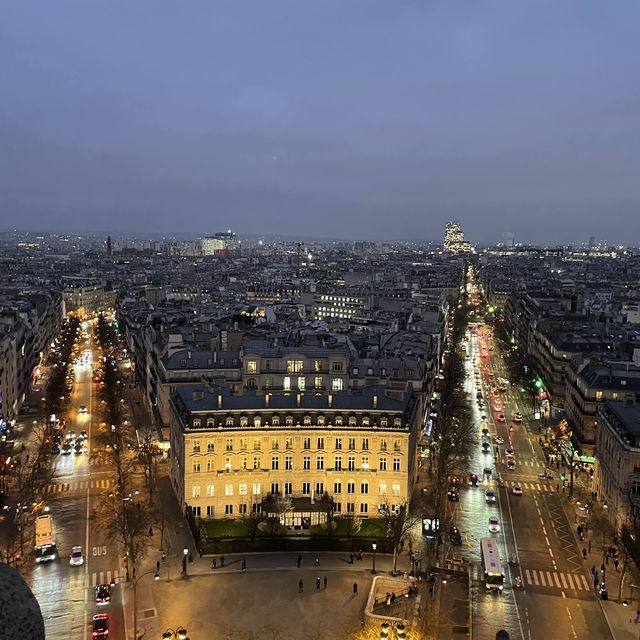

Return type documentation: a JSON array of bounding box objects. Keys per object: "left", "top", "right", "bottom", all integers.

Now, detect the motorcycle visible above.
[{"left": 515, "top": 576, "right": 522, "bottom": 589}]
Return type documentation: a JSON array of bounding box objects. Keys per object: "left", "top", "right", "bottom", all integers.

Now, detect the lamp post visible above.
[
  {"left": 182, "top": 546, "right": 189, "bottom": 577},
  {"left": 380, "top": 622, "right": 406, "bottom": 639},
  {"left": 371, "top": 542, "right": 377, "bottom": 574},
  {"left": 162, "top": 628, "right": 189, "bottom": 640},
  {"left": 132, "top": 569, "right": 159, "bottom": 640}
]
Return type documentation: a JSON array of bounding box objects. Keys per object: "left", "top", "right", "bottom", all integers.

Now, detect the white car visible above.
[
  {"left": 70, "top": 546, "right": 84, "bottom": 566},
  {"left": 488, "top": 516, "right": 501, "bottom": 533},
  {"left": 485, "top": 489, "right": 497, "bottom": 504},
  {"left": 506, "top": 459, "right": 516, "bottom": 470},
  {"left": 513, "top": 413, "right": 523, "bottom": 423},
  {"left": 512, "top": 483, "right": 523, "bottom": 495},
  {"left": 494, "top": 435, "right": 504, "bottom": 444},
  {"left": 79, "top": 405, "right": 87, "bottom": 413}
]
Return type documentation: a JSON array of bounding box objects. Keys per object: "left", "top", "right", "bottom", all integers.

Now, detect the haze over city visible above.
[{"left": 3, "top": 2, "right": 640, "bottom": 244}]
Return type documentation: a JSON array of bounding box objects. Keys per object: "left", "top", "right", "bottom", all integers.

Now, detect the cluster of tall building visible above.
[{"left": 443, "top": 221, "right": 472, "bottom": 254}]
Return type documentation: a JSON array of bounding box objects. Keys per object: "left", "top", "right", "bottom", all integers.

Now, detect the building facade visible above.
[{"left": 169, "top": 385, "right": 419, "bottom": 523}]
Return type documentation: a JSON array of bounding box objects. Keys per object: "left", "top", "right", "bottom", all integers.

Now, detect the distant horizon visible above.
[{"left": 0, "top": 227, "right": 629, "bottom": 249}]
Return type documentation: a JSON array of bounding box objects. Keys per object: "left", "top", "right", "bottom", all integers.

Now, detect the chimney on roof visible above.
[
  {"left": 265, "top": 393, "right": 270, "bottom": 408},
  {"left": 373, "top": 393, "right": 378, "bottom": 409},
  {"left": 296, "top": 393, "right": 301, "bottom": 407},
  {"left": 217, "top": 393, "right": 222, "bottom": 408},
  {"left": 328, "top": 394, "right": 333, "bottom": 408}
]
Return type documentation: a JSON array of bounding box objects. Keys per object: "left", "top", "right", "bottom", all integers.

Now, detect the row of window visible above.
[
  {"left": 245, "top": 376, "right": 343, "bottom": 391},
  {"left": 191, "top": 481, "right": 403, "bottom": 498},
  {"left": 191, "top": 501, "right": 398, "bottom": 518},
  {"left": 191, "top": 437, "right": 403, "bottom": 452},
  {"left": 192, "top": 415, "right": 402, "bottom": 428},
  {"left": 247, "top": 360, "right": 346, "bottom": 374},
  {"left": 191, "top": 457, "right": 402, "bottom": 472}
]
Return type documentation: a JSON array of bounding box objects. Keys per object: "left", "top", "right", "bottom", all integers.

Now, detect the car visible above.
[
  {"left": 447, "top": 486, "right": 460, "bottom": 502},
  {"left": 488, "top": 516, "right": 501, "bottom": 533},
  {"left": 477, "top": 399, "right": 484, "bottom": 408},
  {"left": 505, "top": 448, "right": 515, "bottom": 457},
  {"left": 50, "top": 442, "right": 61, "bottom": 455},
  {"left": 512, "top": 483, "right": 523, "bottom": 495},
  {"left": 61, "top": 443, "right": 73, "bottom": 455},
  {"left": 483, "top": 467, "right": 493, "bottom": 478},
  {"left": 482, "top": 442, "right": 490, "bottom": 454},
  {"left": 79, "top": 430, "right": 88, "bottom": 440},
  {"left": 95, "top": 584, "right": 111, "bottom": 605},
  {"left": 506, "top": 459, "right": 516, "bottom": 470},
  {"left": 450, "top": 527, "right": 463, "bottom": 545},
  {"left": 92, "top": 613, "right": 109, "bottom": 638},
  {"left": 79, "top": 405, "right": 87, "bottom": 413},
  {"left": 469, "top": 473, "right": 479, "bottom": 487},
  {"left": 74, "top": 441, "right": 84, "bottom": 454},
  {"left": 494, "top": 435, "right": 504, "bottom": 444},
  {"left": 497, "top": 413, "right": 506, "bottom": 422},
  {"left": 485, "top": 489, "right": 497, "bottom": 504},
  {"left": 481, "top": 427, "right": 489, "bottom": 436},
  {"left": 513, "top": 413, "right": 523, "bottom": 423},
  {"left": 70, "top": 546, "right": 84, "bottom": 566},
  {"left": 66, "top": 430, "right": 76, "bottom": 441}
]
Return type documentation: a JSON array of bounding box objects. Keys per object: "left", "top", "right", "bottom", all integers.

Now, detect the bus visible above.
[
  {"left": 480, "top": 537, "right": 504, "bottom": 591},
  {"left": 35, "top": 514, "right": 57, "bottom": 563}
]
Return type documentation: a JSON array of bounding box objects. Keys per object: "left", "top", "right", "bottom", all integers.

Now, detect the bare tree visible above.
[
  {"left": 261, "top": 493, "right": 292, "bottom": 537},
  {"left": 240, "top": 496, "right": 266, "bottom": 543},
  {"left": 382, "top": 501, "right": 421, "bottom": 574},
  {"left": 136, "top": 424, "right": 159, "bottom": 505},
  {"left": 318, "top": 492, "right": 336, "bottom": 535}
]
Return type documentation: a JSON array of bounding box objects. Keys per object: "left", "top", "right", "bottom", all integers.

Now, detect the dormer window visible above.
[
  {"left": 193, "top": 419, "right": 201, "bottom": 428},
  {"left": 253, "top": 417, "right": 261, "bottom": 428},
  {"left": 285, "top": 415, "right": 294, "bottom": 426},
  {"left": 226, "top": 417, "right": 234, "bottom": 426},
  {"left": 349, "top": 416, "right": 357, "bottom": 426},
  {"left": 362, "top": 417, "right": 370, "bottom": 427},
  {"left": 207, "top": 418, "right": 215, "bottom": 427},
  {"left": 239, "top": 416, "right": 248, "bottom": 427},
  {"left": 318, "top": 415, "right": 325, "bottom": 426},
  {"left": 304, "top": 415, "right": 312, "bottom": 425},
  {"left": 272, "top": 416, "right": 280, "bottom": 426},
  {"left": 380, "top": 417, "right": 388, "bottom": 427},
  {"left": 394, "top": 418, "right": 402, "bottom": 427},
  {"left": 335, "top": 415, "right": 343, "bottom": 426}
]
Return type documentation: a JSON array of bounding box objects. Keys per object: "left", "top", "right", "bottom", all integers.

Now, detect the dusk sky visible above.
[{"left": 2, "top": 2, "right": 640, "bottom": 244}]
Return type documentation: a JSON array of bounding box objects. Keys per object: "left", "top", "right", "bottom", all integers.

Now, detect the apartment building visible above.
[
  {"left": 169, "top": 385, "right": 419, "bottom": 524},
  {"left": 595, "top": 400, "right": 640, "bottom": 533}
]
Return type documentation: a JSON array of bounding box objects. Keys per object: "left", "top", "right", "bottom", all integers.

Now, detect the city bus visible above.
[
  {"left": 35, "top": 514, "right": 57, "bottom": 563},
  {"left": 480, "top": 537, "right": 504, "bottom": 591}
]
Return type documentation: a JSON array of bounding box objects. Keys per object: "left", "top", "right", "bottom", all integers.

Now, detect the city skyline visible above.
[{"left": 3, "top": 2, "right": 640, "bottom": 244}]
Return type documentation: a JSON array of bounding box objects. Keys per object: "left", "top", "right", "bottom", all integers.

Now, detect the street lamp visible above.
[
  {"left": 132, "top": 569, "right": 159, "bottom": 640},
  {"left": 182, "top": 546, "right": 189, "bottom": 576},
  {"left": 380, "top": 622, "right": 406, "bottom": 639},
  {"left": 162, "top": 628, "right": 188, "bottom": 640},
  {"left": 371, "top": 542, "right": 377, "bottom": 574}
]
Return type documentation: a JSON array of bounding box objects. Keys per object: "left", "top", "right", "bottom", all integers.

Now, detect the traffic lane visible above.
[
  {"left": 509, "top": 491, "right": 559, "bottom": 569},
  {"left": 31, "top": 494, "right": 87, "bottom": 640}
]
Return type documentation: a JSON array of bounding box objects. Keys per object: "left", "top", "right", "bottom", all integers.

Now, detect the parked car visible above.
[
  {"left": 450, "top": 527, "right": 463, "bottom": 545},
  {"left": 70, "top": 546, "right": 84, "bottom": 566}
]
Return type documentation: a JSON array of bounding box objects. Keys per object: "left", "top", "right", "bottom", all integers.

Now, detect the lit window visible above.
[
  {"left": 247, "top": 361, "right": 257, "bottom": 373},
  {"left": 332, "top": 378, "right": 343, "bottom": 391}
]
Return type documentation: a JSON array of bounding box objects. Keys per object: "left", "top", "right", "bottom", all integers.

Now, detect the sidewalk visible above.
[{"left": 560, "top": 465, "right": 640, "bottom": 640}]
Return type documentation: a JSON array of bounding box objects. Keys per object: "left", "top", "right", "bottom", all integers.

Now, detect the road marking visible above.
[
  {"left": 560, "top": 573, "right": 568, "bottom": 588},
  {"left": 525, "top": 569, "right": 532, "bottom": 584},
  {"left": 553, "top": 573, "right": 562, "bottom": 588},
  {"left": 566, "top": 573, "right": 576, "bottom": 589},
  {"left": 546, "top": 571, "right": 553, "bottom": 586},
  {"left": 579, "top": 574, "right": 590, "bottom": 590},
  {"left": 539, "top": 572, "right": 546, "bottom": 586}
]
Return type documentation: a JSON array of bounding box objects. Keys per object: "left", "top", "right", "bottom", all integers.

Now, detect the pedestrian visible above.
[
  {"left": 614, "top": 559, "right": 619, "bottom": 571},
  {"left": 353, "top": 582, "right": 358, "bottom": 594},
  {"left": 601, "top": 563, "right": 605, "bottom": 574},
  {"left": 148, "top": 527, "right": 153, "bottom": 537},
  {"left": 349, "top": 552, "right": 354, "bottom": 564},
  {"left": 162, "top": 553, "right": 166, "bottom": 563},
  {"left": 316, "top": 576, "right": 321, "bottom": 590},
  {"left": 314, "top": 555, "right": 320, "bottom": 566},
  {"left": 211, "top": 558, "right": 217, "bottom": 570},
  {"left": 400, "top": 539, "right": 405, "bottom": 550},
  {"left": 582, "top": 548, "right": 587, "bottom": 560},
  {"left": 297, "top": 554, "right": 302, "bottom": 568},
  {"left": 636, "top": 607, "right": 640, "bottom": 622},
  {"left": 220, "top": 555, "right": 225, "bottom": 567},
  {"left": 299, "top": 579, "right": 304, "bottom": 593},
  {"left": 188, "top": 552, "right": 194, "bottom": 564},
  {"left": 242, "top": 559, "right": 246, "bottom": 571},
  {"left": 556, "top": 484, "right": 559, "bottom": 492},
  {"left": 591, "top": 565, "right": 596, "bottom": 576},
  {"left": 156, "top": 560, "right": 160, "bottom": 573},
  {"left": 588, "top": 540, "right": 591, "bottom": 553},
  {"left": 323, "top": 576, "right": 327, "bottom": 589}
]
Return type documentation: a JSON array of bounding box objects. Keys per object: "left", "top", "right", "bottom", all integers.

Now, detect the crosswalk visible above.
[
  {"left": 513, "top": 481, "right": 558, "bottom": 493},
  {"left": 91, "top": 569, "right": 121, "bottom": 587},
  {"left": 44, "top": 478, "right": 113, "bottom": 494},
  {"left": 524, "top": 568, "right": 591, "bottom": 591}
]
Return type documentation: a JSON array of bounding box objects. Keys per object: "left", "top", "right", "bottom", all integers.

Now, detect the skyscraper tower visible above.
[
  {"left": 443, "top": 221, "right": 471, "bottom": 253},
  {"left": 106, "top": 235, "right": 112, "bottom": 256}
]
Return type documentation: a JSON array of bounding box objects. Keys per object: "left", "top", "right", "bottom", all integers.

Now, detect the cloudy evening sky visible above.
[{"left": 2, "top": 1, "right": 640, "bottom": 244}]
